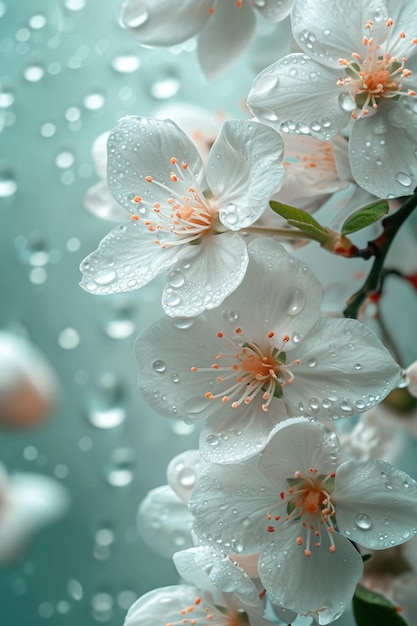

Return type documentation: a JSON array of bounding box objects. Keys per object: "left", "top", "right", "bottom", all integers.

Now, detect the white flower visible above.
[
  {"left": 0, "top": 465, "right": 69, "bottom": 563},
  {"left": 80, "top": 116, "right": 284, "bottom": 317},
  {"left": 122, "top": 0, "right": 294, "bottom": 80},
  {"left": 247, "top": 0, "right": 417, "bottom": 198},
  {"left": 190, "top": 418, "right": 417, "bottom": 624},
  {"left": 135, "top": 238, "right": 401, "bottom": 463},
  {"left": 124, "top": 546, "right": 274, "bottom": 626}
]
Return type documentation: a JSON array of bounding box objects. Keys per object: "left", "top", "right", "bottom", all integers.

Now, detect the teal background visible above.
[{"left": 0, "top": 1, "right": 259, "bottom": 624}]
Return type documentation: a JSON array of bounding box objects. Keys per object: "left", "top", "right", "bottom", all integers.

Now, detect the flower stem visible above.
[
  {"left": 344, "top": 190, "right": 417, "bottom": 319},
  {"left": 244, "top": 225, "right": 317, "bottom": 240}
]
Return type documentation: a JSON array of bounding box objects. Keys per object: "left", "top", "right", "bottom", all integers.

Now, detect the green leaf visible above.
[
  {"left": 269, "top": 201, "right": 329, "bottom": 243},
  {"left": 353, "top": 585, "right": 408, "bottom": 626},
  {"left": 341, "top": 200, "right": 389, "bottom": 235}
]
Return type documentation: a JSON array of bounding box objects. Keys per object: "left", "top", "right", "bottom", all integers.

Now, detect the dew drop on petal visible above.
[
  {"left": 124, "top": 3, "right": 150, "bottom": 29},
  {"left": 93, "top": 268, "right": 116, "bottom": 286},
  {"left": 308, "top": 398, "right": 320, "bottom": 411},
  {"left": 152, "top": 360, "right": 167, "bottom": 373},
  {"left": 385, "top": 482, "right": 393, "bottom": 490},
  {"left": 286, "top": 288, "right": 306, "bottom": 316},
  {"left": 354, "top": 512, "right": 372, "bottom": 530},
  {"left": 173, "top": 318, "right": 194, "bottom": 330},
  {"left": 206, "top": 434, "right": 220, "bottom": 447},
  {"left": 171, "top": 373, "right": 180, "bottom": 383}
]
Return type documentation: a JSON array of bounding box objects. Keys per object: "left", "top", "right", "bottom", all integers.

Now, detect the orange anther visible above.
[
  {"left": 145, "top": 176, "right": 153, "bottom": 182},
  {"left": 131, "top": 214, "right": 139, "bottom": 221},
  {"left": 133, "top": 196, "right": 142, "bottom": 202}
]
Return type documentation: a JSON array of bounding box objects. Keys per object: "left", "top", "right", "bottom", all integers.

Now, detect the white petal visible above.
[
  {"left": 137, "top": 486, "right": 194, "bottom": 558},
  {"left": 124, "top": 586, "right": 226, "bottom": 626},
  {"left": 207, "top": 120, "right": 284, "bottom": 230},
  {"left": 259, "top": 418, "right": 341, "bottom": 478},
  {"left": 252, "top": 0, "right": 294, "bottom": 22},
  {"left": 0, "top": 472, "right": 69, "bottom": 563},
  {"left": 283, "top": 316, "right": 402, "bottom": 419},
  {"left": 161, "top": 233, "right": 249, "bottom": 317},
  {"left": 122, "top": 0, "right": 212, "bottom": 46},
  {"left": 214, "top": 238, "right": 322, "bottom": 347},
  {"left": 166, "top": 449, "right": 206, "bottom": 503},
  {"left": 247, "top": 54, "right": 351, "bottom": 140},
  {"left": 349, "top": 107, "right": 417, "bottom": 198},
  {"left": 84, "top": 181, "right": 127, "bottom": 222},
  {"left": 190, "top": 457, "right": 282, "bottom": 555},
  {"left": 291, "top": 0, "right": 389, "bottom": 68},
  {"left": 80, "top": 221, "right": 178, "bottom": 295},
  {"left": 197, "top": 1, "right": 256, "bottom": 80},
  {"left": 91, "top": 131, "right": 110, "bottom": 179},
  {"left": 334, "top": 458, "right": 417, "bottom": 550},
  {"left": 199, "top": 396, "right": 288, "bottom": 464},
  {"left": 173, "top": 546, "right": 262, "bottom": 606},
  {"left": 107, "top": 116, "right": 205, "bottom": 215},
  {"left": 258, "top": 528, "right": 363, "bottom": 624}
]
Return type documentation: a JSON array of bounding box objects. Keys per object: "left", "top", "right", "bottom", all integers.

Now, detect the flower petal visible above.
[
  {"left": 207, "top": 120, "right": 284, "bottom": 230},
  {"left": 107, "top": 116, "right": 205, "bottom": 215},
  {"left": 124, "top": 586, "right": 225, "bottom": 626},
  {"left": 166, "top": 449, "right": 206, "bottom": 503},
  {"left": 259, "top": 418, "right": 341, "bottom": 478},
  {"left": 122, "top": 0, "right": 212, "bottom": 46},
  {"left": 253, "top": 0, "right": 294, "bottom": 22},
  {"left": 247, "top": 54, "right": 351, "bottom": 140},
  {"left": 334, "top": 458, "right": 417, "bottom": 550},
  {"left": 199, "top": 396, "right": 288, "bottom": 464},
  {"left": 173, "top": 546, "right": 262, "bottom": 606},
  {"left": 291, "top": 0, "right": 389, "bottom": 68},
  {"left": 190, "top": 456, "right": 281, "bottom": 555},
  {"left": 161, "top": 232, "right": 249, "bottom": 317},
  {"left": 84, "top": 181, "right": 127, "bottom": 222},
  {"left": 80, "top": 220, "right": 179, "bottom": 295},
  {"left": 349, "top": 107, "right": 417, "bottom": 198},
  {"left": 137, "top": 485, "right": 194, "bottom": 558},
  {"left": 258, "top": 528, "right": 363, "bottom": 624},
  {"left": 197, "top": 1, "right": 256, "bottom": 80},
  {"left": 282, "top": 316, "right": 402, "bottom": 419},
  {"left": 215, "top": 238, "right": 323, "bottom": 346}
]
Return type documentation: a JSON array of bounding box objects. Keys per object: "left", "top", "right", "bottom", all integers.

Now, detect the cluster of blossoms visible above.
[{"left": 80, "top": 0, "right": 417, "bottom": 624}]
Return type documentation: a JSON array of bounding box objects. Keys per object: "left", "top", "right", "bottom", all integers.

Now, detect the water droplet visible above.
[
  {"left": 0, "top": 169, "right": 17, "bottom": 197},
  {"left": 206, "top": 434, "right": 220, "bottom": 447},
  {"left": 67, "top": 579, "right": 83, "bottom": 601},
  {"left": 223, "top": 310, "right": 239, "bottom": 322},
  {"left": 396, "top": 168, "right": 412, "bottom": 185},
  {"left": 338, "top": 91, "right": 355, "bottom": 112},
  {"left": 58, "top": 327, "right": 80, "bottom": 349},
  {"left": 94, "top": 268, "right": 116, "bottom": 286},
  {"left": 173, "top": 318, "right": 194, "bottom": 330},
  {"left": 289, "top": 68, "right": 298, "bottom": 77},
  {"left": 124, "top": 3, "right": 149, "bottom": 28},
  {"left": 355, "top": 400, "right": 365, "bottom": 410},
  {"left": 292, "top": 332, "right": 301, "bottom": 344},
  {"left": 106, "top": 447, "right": 134, "bottom": 487},
  {"left": 354, "top": 512, "right": 372, "bottom": 530},
  {"left": 152, "top": 359, "right": 167, "bottom": 373},
  {"left": 222, "top": 211, "right": 238, "bottom": 227},
  {"left": 167, "top": 270, "right": 185, "bottom": 288},
  {"left": 383, "top": 518, "right": 390, "bottom": 526},
  {"left": 86, "top": 373, "right": 126, "bottom": 429},
  {"left": 111, "top": 55, "right": 140, "bottom": 73},
  {"left": 385, "top": 482, "right": 393, "bottom": 490},
  {"left": 55, "top": 151, "right": 74, "bottom": 169},
  {"left": 165, "top": 292, "right": 181, "bottom": 307},
  {"left": 308, "top": 398, "right": 320, "bottom": 411},
  {"left": 354, "top": 363, "right": 362, "bottom": 370},
  {"left": 178, "top": 467, "right": 195, "bottom": 487},
  {"left": 83, "top": 93, "right": 105, "bottom": 110},
  {"left": 24, "top": 65, "right": 44, "bottom": 82},
  {"left": 286, "top": 288, "right": 306, "bottom": 316},
  {"left": 340, "top": 399, "right": 353, "bottom": 413},
  {"left": 308, "top": 358, "right": 316, "bottom": 368}
]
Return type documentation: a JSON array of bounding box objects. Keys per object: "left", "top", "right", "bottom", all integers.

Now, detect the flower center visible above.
[
  {"left": 130, "top": 156, "right": 216, "bottom": 248},
  {"left": 191, "top": 328, "right": 300, "bottom": 412},
  {"left": 337, "top": 18, "right": 417, "bottom": 118},
  {"left": 266, "top": 468, "right": 337, "bottom": 557},
  {"left": 165, "top": 596, "right": 247, "bottom": 626}
]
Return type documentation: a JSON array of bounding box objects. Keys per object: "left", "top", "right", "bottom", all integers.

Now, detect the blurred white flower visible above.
[
  {"left": 0, "top": 465, "right": 69, "bottom": 564},
  {"left": 122, "top": 0, "right": 294, "bottom": 80}
]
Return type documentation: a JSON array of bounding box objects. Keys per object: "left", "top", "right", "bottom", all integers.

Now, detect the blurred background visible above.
[{"left": 0, "top": 1, "right": 266, "bottom": 624}]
